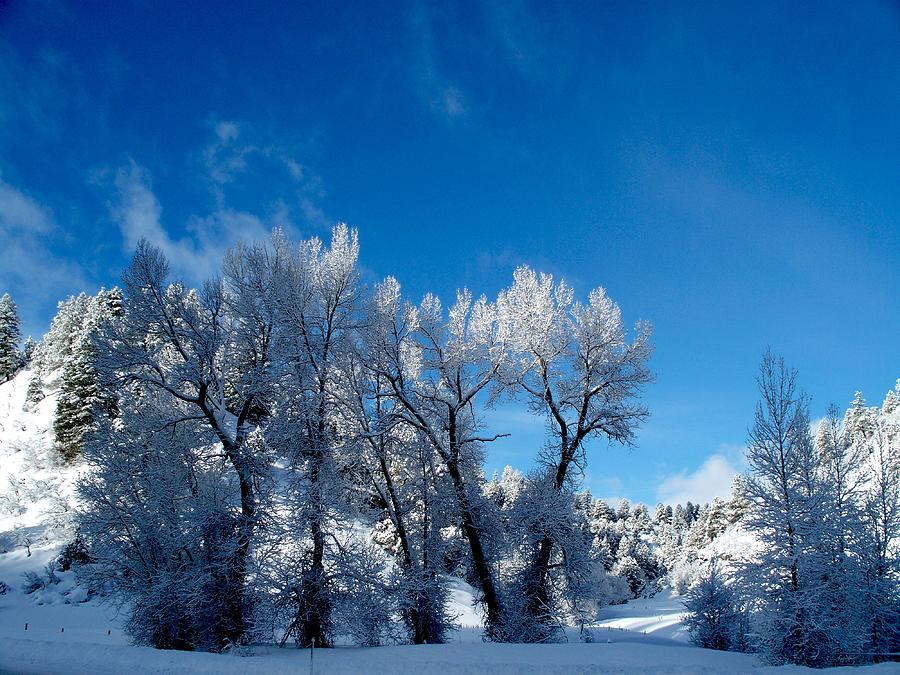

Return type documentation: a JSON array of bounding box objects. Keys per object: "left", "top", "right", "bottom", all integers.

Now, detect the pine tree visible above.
[
  {"left": 655, "top": 503, "right": 671, "bottom": 526},
  {"left": 705, "top": 498, "right": 728, "bottom": 541},
  {"left": 53, "top": 293, "right": 118, "bottom": 461},
  {"left": 33, "top": 293, "right": 92, "bottom": 376},
  {"left": 24, "top": 374, "right": 45, "bottom": 409},
  {"left": 845, "top": 392, "right": 876, "bottom": 443},
  {"left": 54, "top": 331, "right": 105, "bottom": 461},
  {"left": 21, "top": 336, "right": 35, "bottom": 365},
  {"left": 881, "top": 380, "right": 900, "bottom": 416},
  {"left": 725, "top": 476, "right": 749, "bottom": 524},
  {"left": 0, "top": 293, "right": 21, "bottom": 381}
]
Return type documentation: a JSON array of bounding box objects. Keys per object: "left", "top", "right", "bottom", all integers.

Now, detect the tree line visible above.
[
  {"left": 5, "top": 225, "right": 897, "bottom": 666},
  {"left": 57, "top": 226, "right": 653, "bottom": 650},
  {"left": 683, "top": 354, "right": 900, "bottom": 666}
]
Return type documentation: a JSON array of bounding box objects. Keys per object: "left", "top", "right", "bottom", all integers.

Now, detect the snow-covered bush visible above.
[
  {"left": 594, "top": 568, "right": 632, "bottom": 606},
  {"left": 682, "top": 560, "right": 742, "bottom": 651},
  {"left": 21, "top": 564, "right": 59, "bottom": 595},
  {"left": 20, "top": 571, "right": 44, "bottom": 595},
  {"left": 332, "top": 544, "right": 401, "bottom": 646}
]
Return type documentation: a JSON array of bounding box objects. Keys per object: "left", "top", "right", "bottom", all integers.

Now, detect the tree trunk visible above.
[
  {"left": 218, "top": 469, "right": 255, "bottom": 648},
  {"left": 446, "top": 458, "right": 502, "bottom": 635},
  {"left": 296, "top": 445, "right": 331, "bottom": 648},
  {"left": 521, "top": 450, "right": 575, "bottom": 641},
  {"left": 378, "top": 453, "right": 437, "bottom": 644}
]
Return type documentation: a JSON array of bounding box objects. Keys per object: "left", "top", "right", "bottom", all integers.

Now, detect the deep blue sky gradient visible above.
[{"left": 1, "top": 0, "right": 898, "bottom": 504}]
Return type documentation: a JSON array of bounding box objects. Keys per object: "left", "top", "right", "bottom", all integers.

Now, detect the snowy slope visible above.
[
  {"left": 593, "top": 590, "right": 690, "bottom": 642},
  {"left": 0, "top": 368, "right": 115, "bottom": 649},
  {"left": 0, "top": 367, "right": 78, "bottom": 552}
]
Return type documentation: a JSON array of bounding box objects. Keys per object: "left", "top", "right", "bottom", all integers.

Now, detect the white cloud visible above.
[
  {"left": 0, "top": 179, "right": 54, "bottom": 233},
  {"left": 112, "top": 161, "right": 166, "bottom": 248},
  {"left": 411, "top": 8, "right": 469, "bottom": 121},
  {"left": 109, "top": 121, "right": 333, "bottom": 286},
  {"left": 111, "top": 161, "right": 278, "bottom": 284},
  {"left": 0, "top": 176, "right": 89, "bottom": 336},
  {"left": 656, "top": 447, "right": 746, "bottom": 505}
]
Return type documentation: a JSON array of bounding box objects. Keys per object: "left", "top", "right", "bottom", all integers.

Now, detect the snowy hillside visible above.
[{"left": 0, "top": 368, "right": 78, "bottom": 557}]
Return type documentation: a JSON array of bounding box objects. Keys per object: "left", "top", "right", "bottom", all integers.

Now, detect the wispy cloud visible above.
[
  {"left": 199, "top": 119, "right": 318, "bottom": 208},
  {"left": 0, "top": 177, "right": 89, "bottom": 336},
  {"left": 0, "top": 178, "right": 54, "bottom": 233},
  {"left": 108, "top": 120, "right": 334, "bottom": 283},
  {"left": 110, "top": 160, "right": 276, "bottom": 283},
  {"left": 656, "top": 445, "right": 746, "bottom": 505},
  {"left": 483, "top": 0, "right": 567, "bottom": 83},
  {"left": 410, "top": 7, "right": 468, "bottom": 120}
]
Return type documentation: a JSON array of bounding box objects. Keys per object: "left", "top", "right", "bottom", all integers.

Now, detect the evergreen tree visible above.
[
  {"left": 705, "top": 498, "right": 728, "bottom": 541},
  {"left": 655, "top": 503, "right": 670, "bottom": 526},
  {"left": 21, "top": 336, "right": 36, "bottom": 365},
  {"left": 845, "top": 391, "right": 876, "bottom": 443},
  {"left": 0, "top": 293, "right": 21, "bottom": 381},
  {"left": 34, "top": 293, "right": 91, "bottom": 375},
  {"left": 24, "top": 373, "right": 45, "bottom": 409},
  {"left": 53, "top": 292, "right": 118, "bottom": 461},
  {"left": 54, "top": 331, "right": 105, "bottom": 460},
  {"left": 881, "top": 380, "right": 899, "bottom": 415},
  {"left": 725, "top": 476, "right": 749, "bottom": 524}
]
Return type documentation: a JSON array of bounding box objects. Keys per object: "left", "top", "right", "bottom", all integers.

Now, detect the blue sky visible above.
[{"left": 1, "top": 1, "right": 898, "bottom": 505}]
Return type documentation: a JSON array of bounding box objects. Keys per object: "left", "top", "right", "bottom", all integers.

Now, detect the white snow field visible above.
[{"left": 2, "top": 371, "right": 899, "bottom": 673}]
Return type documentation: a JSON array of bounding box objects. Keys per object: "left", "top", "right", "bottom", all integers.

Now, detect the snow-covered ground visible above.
[
  {"left": 593, "top": 591, "right": 689, "bottom": 642},
  {"left": 2, "top": 554, "right": 898, "bottom": 674}
]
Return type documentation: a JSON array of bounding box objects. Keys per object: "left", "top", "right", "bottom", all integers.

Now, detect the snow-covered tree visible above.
[
  {"left": 704, "top": 498, "right": 729, "bottom": 541},
  {"left": 88, "top": 240, "right": 278, "bottom": 650},
  {"left": 725, "top": 476, "right": 749, "bottom": 524},
  {"left": 33, "top": 293, "right": 92, "bottom": 375},
  {"left": 860, "top": 403, "right": 900, "bottom": 660},
  {"left": 264, "top": 225, "right": 365, "bottom": 648},
  {"left": 78, "top": 387, "right": 257, "bottom": 650},
  {"left": 738, "top": 352, "right": 889, "bottom": 666},
  {"left": 53, "top": 290, "right": 123, "bottom": 460},
  {"left": 21, "top": 336, "right": 35, "bottom": 365},
  {"left": 813, "top": 404, "right": 870, "bottom": 660},
  {"left": 882, "top": 380, "right": 899, "bottom": 416},
  {"left": 364, "top": 274, "right": 511, "bottom": 639},
  {"left": 741, "top": 351, "right": 825, "bottom": 665},
  {"left": 497, "top": 266, "right": 653, "bottom": 640},
  {"left": 24, "top": 373, "right": 45, "bottom": 409},
  {"left": 347, "top": 278, "right": 458, "bottom": 644},
  {"left": 0, "top": 293, "right": 21, "bottom": 380}
]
